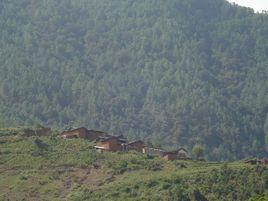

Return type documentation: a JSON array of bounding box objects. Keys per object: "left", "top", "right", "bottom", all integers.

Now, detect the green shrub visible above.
[
  {"left": 145, "top": 160, "right": 164, "bottom": 171},
  {"left": 19, "top": 175, "right": 28, "bottom": 181},
  {"left": 67, "top": 185, "right": 91, "bottom": 201}
]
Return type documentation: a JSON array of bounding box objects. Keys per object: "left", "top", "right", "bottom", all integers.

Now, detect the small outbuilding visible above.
[
  {"left": 142, "top": 147, "right": 165, "bottom": 157},
  {"left": 143, "top": 147, "right": 190, "bottom": 161},
  {"left": 127, "top": 140, "right": 145, "bottom": 152},
  {"left": 177, "top": 148, "right": 190, "bottom": 160}
]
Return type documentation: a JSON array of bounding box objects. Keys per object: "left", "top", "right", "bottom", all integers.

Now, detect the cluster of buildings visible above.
[
  {"left": 22, "top": 126, "right": 268, "bottom": 163},
  {"left": 60, "top": 127, "right": 190, "bottom": 161}
]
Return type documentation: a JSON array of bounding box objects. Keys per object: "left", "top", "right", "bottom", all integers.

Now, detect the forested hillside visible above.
[{"left": 0, "top": 0, "right": 267, "bottom": 160}]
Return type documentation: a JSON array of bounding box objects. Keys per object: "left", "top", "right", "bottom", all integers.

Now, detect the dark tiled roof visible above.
[
  {"left": 97, "top": 136, "right": 117, "bottom": 142},
  {"left": 88, "top": 130, "right": 107, "bottom": 134},
  {"left": 128, "top": 140, "right": 144, "bottom": 145}
]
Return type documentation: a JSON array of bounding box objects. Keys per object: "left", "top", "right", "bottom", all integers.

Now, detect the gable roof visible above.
[
  {"left": 88, "top": 129, "right": 107, "bottom": 134},
  {"left": 97, "top": 136, "right": 118, "bottom": 142},
  {"left": 178, "top": 148, "right": 188, "bottom": 153},
  {"left": 69, "top": 127, "right": 87, "bottom": 131},
  {"left": 61, "top": 127, "right": 87, "bottom": 134},
  {"left": 128, "top": 140, "right": 144, "bottom": 146},
  {"left": 163, "top": 150, "right": 178, "bottom": 155}
]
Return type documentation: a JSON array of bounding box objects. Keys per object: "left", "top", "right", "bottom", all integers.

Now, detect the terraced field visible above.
[{"left": 0, "top": 128, "right": 267, "bottom": 201}]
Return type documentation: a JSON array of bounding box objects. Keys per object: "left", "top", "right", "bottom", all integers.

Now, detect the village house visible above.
[
  {"left": 87, "top": 129, "right": 110, "bottom": 141},
  {"left": 60, "top": 127, "right": 109, "bottom": 141},
  {"left": 177, "top": 148, "right": 190, "bottom": 160},
  {"left": 23, "top": 127, "right": 51, "bottom": 137},
  {"left": 126, "top": 140, "right": 146, "bottom": 152},
  {"left": 60, "top": 127, "right": 88, "bottom": 139},
  {"left": 94, "top": 136, "right": 125, "bottom": 153}
]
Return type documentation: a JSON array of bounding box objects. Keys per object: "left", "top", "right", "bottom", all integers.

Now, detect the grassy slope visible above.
[{"left": 0, "top": 128, "right": 267, "bottom": 201}]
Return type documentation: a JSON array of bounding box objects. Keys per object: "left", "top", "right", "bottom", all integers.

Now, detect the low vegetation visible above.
[{"left": 0, "top": 128, "right": 267, "bottom": 200}]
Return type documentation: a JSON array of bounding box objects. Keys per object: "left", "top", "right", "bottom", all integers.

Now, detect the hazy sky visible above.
[{"left": 227, "top": 0, "right": 268, "bottom": 12}]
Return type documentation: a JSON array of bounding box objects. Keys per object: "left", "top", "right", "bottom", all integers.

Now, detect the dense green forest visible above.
[{"left": 0, "top": 0, "right": 267, "bottom": 160}]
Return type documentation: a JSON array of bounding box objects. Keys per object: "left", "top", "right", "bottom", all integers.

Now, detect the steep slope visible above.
[{"left": 0, "top": 0, "right": 267, "bottom": 160}]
